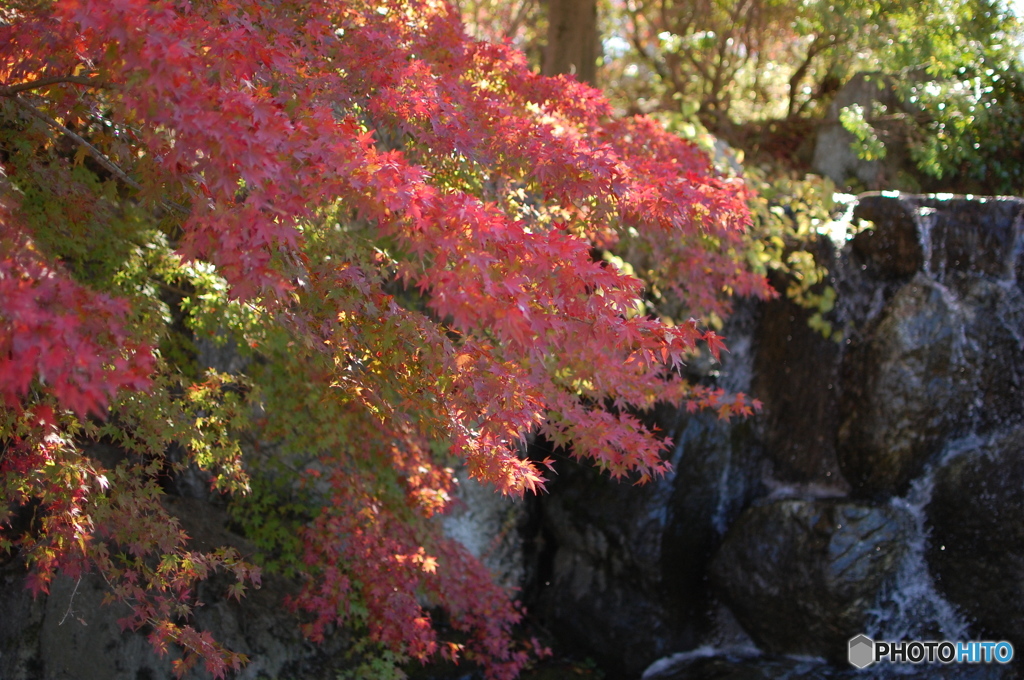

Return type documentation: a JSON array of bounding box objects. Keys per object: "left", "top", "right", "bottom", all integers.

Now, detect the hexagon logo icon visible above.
[{"left": 849, "top": 634, "right": 875, "bottom": 669}]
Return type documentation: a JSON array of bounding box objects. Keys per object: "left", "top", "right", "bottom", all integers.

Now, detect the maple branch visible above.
[
  {"left": 14, "top": 97, "right": 142, "bottom": 189},
  {"left": 58, "top": 576, "right": 82, "bottom": 625},
  {"left": 0, "top": 75, "right": 111, "bottom": 96},
  {"left": 12, "top": 97, "right": 189, "bottom": 214}
]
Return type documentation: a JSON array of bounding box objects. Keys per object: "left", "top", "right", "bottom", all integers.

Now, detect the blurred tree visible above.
[
  {"left": 456, "top": 0, "right": 547, "bottom": 65},
  {"left": 457, "top": 0, "right": 600, "bottom": 84},
  {"left": 604, "top": 0, "right": 1024, "bottom": 192},
  {"left": 543, "top": 0, "right": 600, "bottom": 83}
]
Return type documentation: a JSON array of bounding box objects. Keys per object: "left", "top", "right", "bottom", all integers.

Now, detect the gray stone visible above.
[
  {"left": 912, "top": 196, "right": 1024, "bottom": 282},
  {"left": 850, "top": 194, "right": 1024, "bottom": 283},
  {"left": 442, "top": 467, "right": 527, "bottom": 593},
  {"left": 850, "top": 194, "right": 926, "bottom": 279},
  {"left": 838, "top": 270, "right": 1024, "bottom": 496},
  {"left": 708, "top": 499, "right": 914, "bottom": 660},
  {"left": 927, "top": 428, "right": 1024, "bottom": 652},
  {"left": 752, "top": 290, "right": 846, "bottom": 486},
  {"left": 811, "top": 73, "right": 910, "bottom": 190},
  {"left": 837, "top": 274, "right": 975, "bottom": 495}
]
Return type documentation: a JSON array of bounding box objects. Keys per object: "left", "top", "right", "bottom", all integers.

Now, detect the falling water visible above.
[
  {"left": 915, "top": 204, "right": 937, "bottom": 277},
  {"left": 863, "top": 438, "right": 981, "bottom": 643}
]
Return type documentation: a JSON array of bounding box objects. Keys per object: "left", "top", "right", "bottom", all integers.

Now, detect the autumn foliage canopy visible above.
[{"left": 0, "top": 0, "right": 769, "bottom": 676}]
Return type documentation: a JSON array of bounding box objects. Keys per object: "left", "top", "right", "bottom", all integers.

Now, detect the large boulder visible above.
[
  {"left": 849, "top": 194, "right": 926, "bottom": 279},
  {"left": 844, "top": 194, "right": 1024, "bottom": 290},
  {"left": 910, "top": 197, "right": 1024, "bottom": 281},
  {"left": 442, "top": 467, "right": 527, "bottom": 593},
  {"left": 838, "top": 272, "right": 1024, "bottom": 496},
  {"left": 837, "top": 195, "right": 1024, "bottom": 496},
  {"left": 708, "top": 499, "right": 914, "bottom": 660},
  {"left": 837, "top": 274, "right": 975, "bottom": 495},
  {"left": 811, "top": 73, "right": 912, "bottom": 190},
  {"left": 927, "top": 428, "right": 1024, "bottom": 651}
]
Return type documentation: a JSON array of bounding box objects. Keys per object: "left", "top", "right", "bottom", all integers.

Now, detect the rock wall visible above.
[{"left": 526, "top": 194, "right": 1024, "bottom": 679}]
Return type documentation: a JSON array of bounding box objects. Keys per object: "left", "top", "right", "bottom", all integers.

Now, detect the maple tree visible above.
[{"left": 0, "top": 0, "right": 771, "bottom": 677}]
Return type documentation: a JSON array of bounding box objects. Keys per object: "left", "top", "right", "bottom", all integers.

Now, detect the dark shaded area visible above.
[
  {"left": 927, "top": 428, "right": 1024, "bottom": 652},
  {"left": 709, "top": 499, "right": 913, "bottom": 661},
  {"left": 753, "top": 281, "right": 844, "bottom": 485}
]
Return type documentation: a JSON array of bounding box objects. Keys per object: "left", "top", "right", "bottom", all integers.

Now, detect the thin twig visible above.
[
  {"left": 13, "top": 96, "right": 143, "bottom": 190},
  {"left": 59, "top": 576, "right": 82, "bottom": 625},
  {"left": 11, "top": 97, "right": 190, "bottom": 214},
  {"left": 0, "top": 75, "right": 110, "bottom": 97}
]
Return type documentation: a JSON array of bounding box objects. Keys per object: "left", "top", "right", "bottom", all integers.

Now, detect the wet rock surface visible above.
[
  {"left": 850, "top": 194, "right": 926, "bottom": 278},
  {"left": 850, "top": 195, "right": 1024, "bottom": 281},
  {"left": 913, "top": 197, "right": 1024, "bottom": 280},
  {"left": 837, "top": 274, "right": 976, "bottom": 496},
  {"left": 752, "top": 292, "right": 845, "bottom": 486},
  {"left": 927, "top": 428, "right": 1024, "bottom": 652},
  {"left": 527, "top": 452, "right": 697, "bottom": 677},
  {"left": 644, "top": 649, "right": 836, "bottom": 680},
  {"left": 838, "top": 206, "right": 1024, "bottom": 496},
  {"left": 529, "top": 305, "right": 764, "bottom": 677},
  {"left": 662, "top": 415, "right": 764, "bottom": 627},
  {"left": 709, "top": 499, "right": 914, "bottom": 659}
]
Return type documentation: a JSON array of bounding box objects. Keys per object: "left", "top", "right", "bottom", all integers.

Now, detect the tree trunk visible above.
[{"left": 542, "top": 0, "right": 599, "bottom": 85}]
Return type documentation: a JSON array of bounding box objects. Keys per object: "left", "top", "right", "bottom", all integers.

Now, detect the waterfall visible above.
[{"left": 864, "top": 440, "right": 980, "bottom": 643}]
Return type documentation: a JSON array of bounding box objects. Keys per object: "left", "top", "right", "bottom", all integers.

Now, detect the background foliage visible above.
[{"left": 467, "top": 0, "right": 1024, "bottom": 193}]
